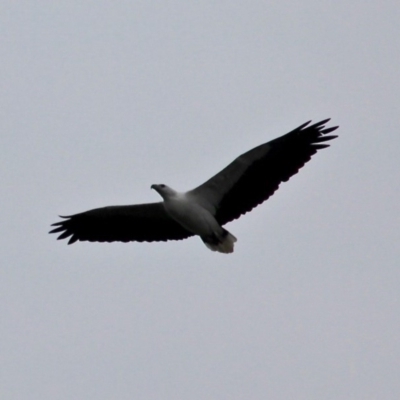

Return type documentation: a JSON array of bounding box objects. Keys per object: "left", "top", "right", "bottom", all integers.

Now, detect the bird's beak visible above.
[{"left": 151, "top": 184, "right": 156, "bottom": 190}]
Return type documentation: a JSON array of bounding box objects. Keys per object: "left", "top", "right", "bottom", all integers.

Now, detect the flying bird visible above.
[{"left": 50, "top": 119, "right": 338, "bottom": 253}]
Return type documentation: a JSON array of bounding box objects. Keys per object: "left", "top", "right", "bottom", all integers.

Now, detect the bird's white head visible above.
[{"left": 151, "top": 184, "right": 177, "bottom": 200}]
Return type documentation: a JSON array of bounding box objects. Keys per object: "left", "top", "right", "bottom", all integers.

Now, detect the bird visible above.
[{"left": 50, "top": 119, "right": 338, "bottom": 253}]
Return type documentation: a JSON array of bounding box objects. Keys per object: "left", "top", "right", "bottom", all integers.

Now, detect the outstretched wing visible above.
[
  {"left": 190, "top": 119, "right": 338, "bottom": 226},
  {"left": 49, "top": 202, "right": 193, "bottom": 244}
]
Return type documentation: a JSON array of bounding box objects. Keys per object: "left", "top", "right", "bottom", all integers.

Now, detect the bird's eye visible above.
[{"left": 160, "top": 184, "right": 165, "bottom": 188}]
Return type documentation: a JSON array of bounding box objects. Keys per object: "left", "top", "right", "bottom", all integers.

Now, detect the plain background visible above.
[{"left": 1, "top": 1, "right": 399, "bottom": 399}]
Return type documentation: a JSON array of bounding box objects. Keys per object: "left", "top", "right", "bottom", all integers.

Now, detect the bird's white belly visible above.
[{"left": 164, "top": 198, "right": 219, "bottom": 236}]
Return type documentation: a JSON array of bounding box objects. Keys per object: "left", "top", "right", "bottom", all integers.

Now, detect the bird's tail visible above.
[{"left": 202, "top": 229, "right": 237, "bottom": 254}]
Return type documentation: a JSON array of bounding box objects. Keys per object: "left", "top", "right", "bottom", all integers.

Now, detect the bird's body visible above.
[
  {"left": 50, "top": 119, "right": 338, "bottom": 253},
  {"left": 152, "top": 185, "right": 237, "bottom": 253},
  {"left": 161, "top": 190, "right": 219, "bottom": 236}
]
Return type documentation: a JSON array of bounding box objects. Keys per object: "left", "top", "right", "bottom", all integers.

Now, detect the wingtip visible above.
[
  {"left": 49, "top": 226, "right": 63, "bottom": 234},
  {"left": 321, "top": 126, "right": 339, "bottom": 135},
  {"left": 307, "top": 118, "right": 332, "bottom": 130},
  {"left": 68, "top": 235, "right": 78, "bottom": 245},
  {"left": 297, "top": 120, "right": 312, "bottom": 130},
  {"left": 57, "top": 231, "right": 71, "bottom": 240},
  {"left": 297, "top": 118, "right": 333, "bottom": 131},
  {"left": 319, "top": 117, "right": 331, "bottom": 125}
]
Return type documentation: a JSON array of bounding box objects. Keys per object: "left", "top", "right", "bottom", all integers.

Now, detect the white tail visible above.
[{"left": 203, "top": 230, "right": 237, "bottom": 254}]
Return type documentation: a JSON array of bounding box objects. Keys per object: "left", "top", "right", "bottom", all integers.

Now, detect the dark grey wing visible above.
[
  {"left": 49, "top": 202, "right": 193, "bottom": 244},
  {"left": 190, "top": 119, "right": 338, "bottom": 226}
]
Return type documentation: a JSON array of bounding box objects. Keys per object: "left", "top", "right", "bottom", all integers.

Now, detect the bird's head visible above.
[{"left": 151, "top": 184, "right": 177, "bottom": 200}]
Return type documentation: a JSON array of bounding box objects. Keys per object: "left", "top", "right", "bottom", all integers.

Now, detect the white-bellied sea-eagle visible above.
[{"left": 50, "top": 119, "right": 338, "bottom": 253}]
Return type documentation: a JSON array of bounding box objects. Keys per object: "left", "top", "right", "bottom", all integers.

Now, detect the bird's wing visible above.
[
  {"left": 49, "top": 202, "right": 193, "bottom": 244},
  {"left": 189, "top": 119, "right": 338, "bottom": 226}
]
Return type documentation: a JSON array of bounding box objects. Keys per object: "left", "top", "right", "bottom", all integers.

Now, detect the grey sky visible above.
[{"left": 1, "top": 1, "right": 399, "bottom": 399}]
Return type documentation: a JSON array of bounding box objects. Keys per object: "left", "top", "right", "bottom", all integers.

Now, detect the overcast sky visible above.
[{"left": 1, "top": 1, "right": 399, "bottom": 399}]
